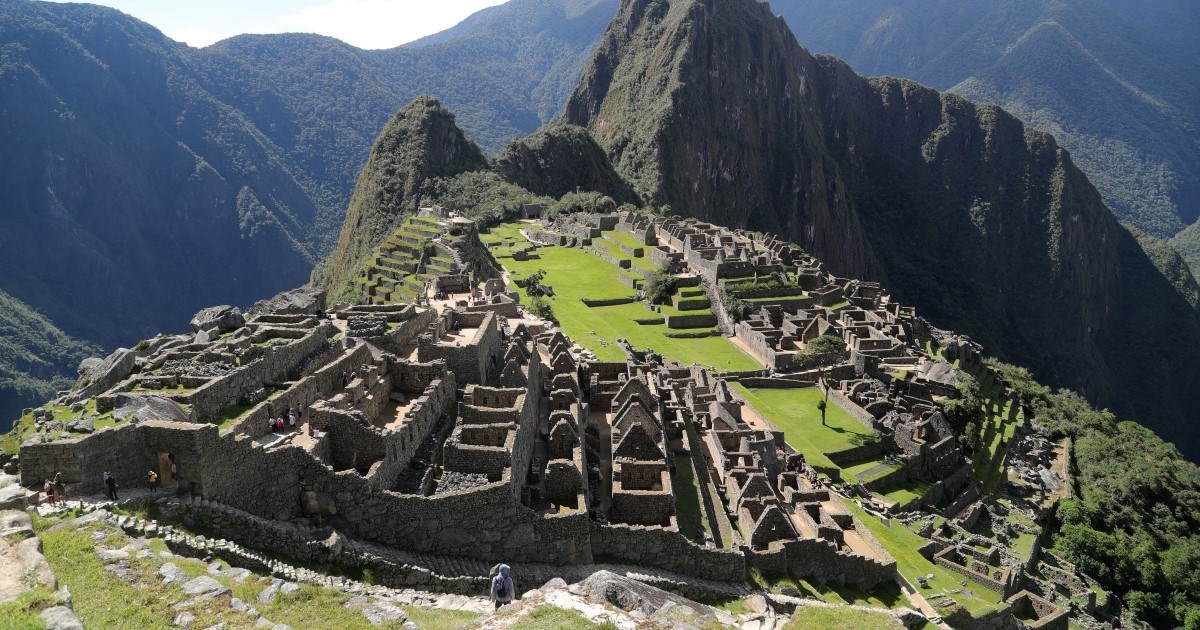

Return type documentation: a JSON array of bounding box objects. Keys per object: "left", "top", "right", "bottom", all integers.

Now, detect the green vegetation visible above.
[
  {"left": 642, "top": 260, "right": 677, "bottom": 305},
  {"left": 491, "top": 235, "right": 759, "bottom": 371},
  {"left": 35, "top": 514, "right": 480, "bottom": 630},
  {"left": 731, "top": 384, "right": 877, "bottom": 475},
  {"left": 0, "top": 287, "right": 99, "bottom": 435},
  {"left": 776, "top": 0, "right": 1200, "bottom": 240},
  {"left": 993, "top": 361, "right": 1200, "bottom": 628},
  {"left": 520, "top": 606, "right": 618, "bottom": 630},
  {"left": 321, "top": 97, "right": 489, "bottom": 300},
  {"left": 0, "top": 587, "right": 60, "bottom": 629},
  {"left": 782, "top": 605, "right": 904, "bottom": 630}
]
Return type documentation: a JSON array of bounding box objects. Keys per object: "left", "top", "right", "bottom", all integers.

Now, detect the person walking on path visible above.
[
  {"left": 146, "top": 469, "right": 158, "bottom": 493},
  {"left": 43, "top": 479, "right": 56, "bottom": 506},
  {"left": 489, "top": 564, "right": 515, "bottom": 610},
  {"left": 103, "top": 472, "right": 119, "bottom": 501}
]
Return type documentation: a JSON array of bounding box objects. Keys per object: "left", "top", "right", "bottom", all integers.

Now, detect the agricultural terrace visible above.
[{"left": 483, "top": 223, "right": 761, "bottom": 371}]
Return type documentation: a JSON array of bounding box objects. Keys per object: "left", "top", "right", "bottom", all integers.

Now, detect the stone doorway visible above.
[{"left": 158, "top": 453, "right": 175, "bottom": 486}]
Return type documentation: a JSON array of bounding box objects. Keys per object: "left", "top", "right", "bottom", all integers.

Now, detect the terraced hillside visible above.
[
  {"left": 480, "top": 222, "right": 760, "bottom": 371},
  {"left": 360, "top": 216, "right": 499, "bottom": 306}
]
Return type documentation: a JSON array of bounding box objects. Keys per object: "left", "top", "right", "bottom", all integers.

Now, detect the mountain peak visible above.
[{"left": 319, "top": 96, "right": 488, "bottom": 299}]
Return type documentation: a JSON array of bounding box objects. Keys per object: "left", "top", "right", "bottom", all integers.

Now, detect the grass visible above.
[
  {"left": 792, "top": 578, "right": 907, "bottom": 609},
  {"left": 521, "top": 606, "right": 619, "bottom": 629},
  {"left": 841, "top": 501, "right": 1004, "bottom": 617},
  {"left": 879, "top": 480, "right": 932, "bottom": 505},
  {"left": 35, "top": 515, "right": 480, "bottom": 630},
  {"left": 670, "top": 450, "right": 712, "bottom": 544},
  {"left": 782, "top": 605, "right": 904, "bottom": 629},
  {"left": 489, "top": 229, "right": 760, "bottom": 371},
  {"left": 731, "top": 384, "right": 878, "bottom": 473},
  {"left": 0, "top": 587, "right": 60, "bottom": 630}
]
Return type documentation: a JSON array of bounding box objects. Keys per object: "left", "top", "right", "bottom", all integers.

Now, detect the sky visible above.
[{"left": 44, "top": 0, "right": 509, "bottom": 49}]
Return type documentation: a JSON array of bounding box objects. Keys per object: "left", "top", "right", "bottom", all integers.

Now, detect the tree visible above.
[
  {"left": 523, "top": 269, "right": 550, "bottom": 297},
  {"left": 643, "top": 260, "right": 677, "bottom": 305},
  {"left": 817, "top": 399, "right": 827, "bottom": 426},
  {"left": 804, "top": 335, "right": 845, "bottom": 367}
]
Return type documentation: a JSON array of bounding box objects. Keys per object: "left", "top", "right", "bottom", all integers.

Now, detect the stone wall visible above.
[
  {"left": 780, "top": 534, "right": 896, "bottom": 590},
  {"left": 666, "top": 313, "right": 717, "bottom": 329},
  {"left": 189, "top": 324, "right": 334, "bottom": 421},
  {"left": 20, "top": 420, "right": 213, "bottom": 495},
  {"left": 231, "top": 344, "right": 375, "bottom": 442},
  {"left": 368, "top": 375, "right": 456, "bottom": 491},
  {"left": 589, "top": 522, "right": 746, "bottom": 582},
  {"left": 418, "top": 312, "right": 503, "bottom": 385}
]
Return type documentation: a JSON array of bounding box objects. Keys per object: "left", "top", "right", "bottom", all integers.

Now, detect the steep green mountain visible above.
[
  {"left": 563, "top": 0, "right": 1200, "bottom": 458},
  {"left": 0, "top": 289, "right": 99, "bottom": 430},
  {"left": 771, "top": 0, "right": 1200, "bottom": 240},
  {"left": 1170, "top": 220, "right": 1200, "bottom": 277},
  {"left": 319, "top": 98, "right": 489, "bottom": 301},
  {"left": 0, "top": 0, "right": 319, "bottom": 350},
  {"left": 494, "top": 122, "right": 638, "bottom": 202}
]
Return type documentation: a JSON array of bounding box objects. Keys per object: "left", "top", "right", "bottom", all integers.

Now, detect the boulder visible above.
[
  {"left": 250, "top": 287, "right": 326, "bottom": 316},
  {"left": 40, "top": 606, "right": 84, "bottom": 630},
  {"left": 159, "top": 563, "right": 190, "bottom": 585},
  {"left": 71, "top": 349, "right": 136, "bottom": 401},
  {"left": 112, "top": 395, "right": 190, "bottom": 424},
  {"left": 360, "top": 601, "right": 407, "bottom": 625},
  {"left": 256, "top": 578, "right": 282, "bottom": 604},
  {"left": 181, "top": 575, "right": 231, "bottom": 598},
  {"left": 569, "top": 570, "right": 717, "bottom": 618},
  {"left": 65, "top": 418, "right": 94, "bottom": 434},
  {"left": 0, "top": 484, "right": 26, "bottom": 511},
  {"left": 190, "top": 306, "right": 245, "bottom": 333}
]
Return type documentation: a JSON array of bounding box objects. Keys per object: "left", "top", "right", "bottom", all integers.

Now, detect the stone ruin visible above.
[{"left": 13, "top": 211, "right": 1082, "bottom": 629}]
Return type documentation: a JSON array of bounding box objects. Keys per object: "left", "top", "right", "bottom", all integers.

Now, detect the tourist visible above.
[
  {"left": 146, "top": 469, "right": 158, "bottom": 493},
  {"left": 341, "top": 371, "right": 348, "bottom": 388},
  {"left": 275, "top": 417, "right": 285, "bottom": 432},
  {"left": 103, "top": 472, "right": 119, "bottom": 501},
  {"left": 288, "top": 411, "right": 297, "bottom": 430},
  {"left": 43, "top": 479, "right": 56, "bottom": 506},
  {"left": 53, "top": 473, "right": 67, "bottom": 506},
  {"left": 268, "top": 416, "right": 277, "bottom": 433},
  {"left": 490, "top": 564, "right": 515, "bottom": 609}
]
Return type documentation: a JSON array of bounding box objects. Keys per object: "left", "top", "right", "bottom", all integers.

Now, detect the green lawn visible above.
[
  {"left": 842, "top": 501, "right": 1004, "bottom": 617},
  {"left": 782, "top": 605, "right": 905, "bottom": 629},
  {"left": 731, "top": 384, "right": 878, "bottom": 472},
  {"left": 879, "top": 480, "right": 932, "bottom": 505},
  {"left": 492, "top": 233, "right": 760, "bottom": 371}
]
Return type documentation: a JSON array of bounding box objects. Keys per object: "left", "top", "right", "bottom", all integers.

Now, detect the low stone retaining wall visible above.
[
  {"left": 581, "top": 296, "right": 638, "bottom": 307},
  {"left": 666, "top": 313, "right": 717, "bottom": 329}
]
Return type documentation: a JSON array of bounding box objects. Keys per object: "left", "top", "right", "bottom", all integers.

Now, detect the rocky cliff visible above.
[{"left": 563, "top": 0, "right": 1200, "bottom": 456}]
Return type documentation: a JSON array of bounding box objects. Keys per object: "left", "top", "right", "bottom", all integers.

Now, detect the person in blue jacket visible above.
[{"left": 490, "top": 564, "right": 515, "bottom": 609}]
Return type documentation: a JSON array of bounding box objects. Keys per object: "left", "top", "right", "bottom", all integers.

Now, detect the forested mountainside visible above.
[
  {"left": 0, "top": 289, "right": 99, "bottom": 429},
  {"left": 0, "top": 0, "right": 614, "bottom": 431},
  {"left": 773, "top": 0, "right": 1200, "bottom": 243},
  {"left": 561, "top": 0, "right": 1200, "bottom": 459}
]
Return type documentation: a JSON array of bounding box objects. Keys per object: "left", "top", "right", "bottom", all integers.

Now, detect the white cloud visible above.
[{"left": 279, "top": 0, "right": 508, "bottom": 49}]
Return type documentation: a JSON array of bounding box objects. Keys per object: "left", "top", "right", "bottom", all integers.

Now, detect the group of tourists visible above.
[{"left": 266, "top": 403, "right": 304, "bottom": 433}]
